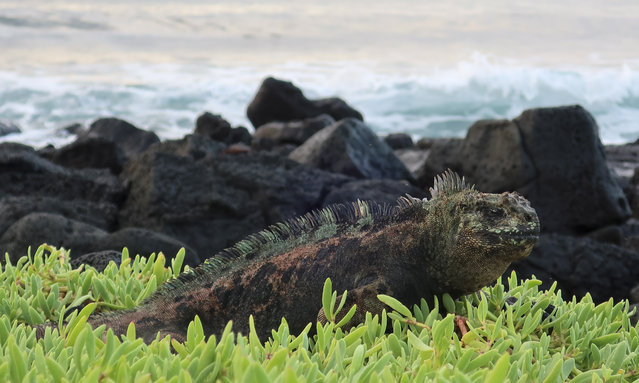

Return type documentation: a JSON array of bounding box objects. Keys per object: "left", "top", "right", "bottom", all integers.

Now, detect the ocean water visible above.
[{"left": 1, "top": 1, "right": 638, "bottom": 147}]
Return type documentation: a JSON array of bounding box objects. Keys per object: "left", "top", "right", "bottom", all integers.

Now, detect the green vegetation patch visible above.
[{"left": 0, "top": 245, "right": 638, "bottom": 382}]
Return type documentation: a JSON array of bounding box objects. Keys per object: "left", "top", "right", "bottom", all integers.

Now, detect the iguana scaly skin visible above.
[{"left": 36, "top": 171, "right": 540, "bottom": 343}]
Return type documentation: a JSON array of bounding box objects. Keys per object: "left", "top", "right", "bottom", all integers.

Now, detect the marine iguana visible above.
[{"left": 35, "top": 170, "right": 539, "bottom": 343}]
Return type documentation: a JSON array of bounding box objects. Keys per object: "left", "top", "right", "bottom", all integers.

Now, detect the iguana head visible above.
[{"left": 425, "top": 170, "right": 540, "bottom": 294}]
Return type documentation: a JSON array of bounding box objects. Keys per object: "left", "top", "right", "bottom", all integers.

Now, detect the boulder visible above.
[
  {"left": 82, "top": 117, "right": 160, "bottom": 161},
  {"left": 41, "top": 136, "right": 125, "bottom": 173},
  {"left": 228, "top": 126, "right": 252, "bottom": 146},
  {"left": 70, "top": 250, "right": 122, "bottom": 272},
  {"left": 412, "top": 138, "right": 464, "bottom": 189},
  {"left": 509, "top": 233, "right": 639, "bottom": 302},
  {"left": 322, "top": 179, "right": 427, "bottom": 207},
  {"left": 60, "top": 122, "right": 85, "bottom": 136},
  {"left": 246, "top": 77, "right": 362, "bottom": 129},
  {"left": 394, "top": 148, "right": 430, "bottom": 180},
  {"left": 311, "top": 97, "right": 364, "bottom": 122},
  {"left": 460, "top": 119, "right": 536, "bottom": 192},
  {"left": 419, "top": 105, "right": 631, "bottom": 233},
  {"left": 194, "top": 112, "right": 232, "bottom": 142},
  {"left": 0, "top": 120, "right": 20, "bottom": 137},
  {"left": 252, "top": 114, "right": 335, "bottom": 151},
  {"left": 0, "top": 142, "right": 125, "bottom": 248},
  {"left": 146, "top": 134, "right": 226, "bottom": 161},
  {"left": 0, "top": 213, "right": 107, "bottom": 263},
  {"left": 289, "top": 118, "right": 413, "bottom": 181},
  {"left": 384, "top": 133, "right": 413, "bottom": 150},
  {"left": 0, "top": 142, "right": 126, "bottom": 204},
  {"left": 98, "top": 227, "right": 200, "bottom": 266},
  {"left": 0, "top": 196, "right": 118, "bottom": 237},
  {"left": 514, "top": 106, "right": 630, "bottom": 232},
  {"left": 631, "top": 284, "right": 639, "bottom": 304},
  {"left": 118, "top": 143, "right": 351, "bottom": 258},
  {"left": 0, "top": 211, "right": 195, "bottom": 266}
]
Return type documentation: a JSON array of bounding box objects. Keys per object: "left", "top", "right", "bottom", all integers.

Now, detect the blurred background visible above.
[{"left": 1, "top": 0, "right": 638, "bottom": 147}]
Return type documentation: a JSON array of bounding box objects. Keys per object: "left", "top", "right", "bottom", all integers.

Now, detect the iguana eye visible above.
[{"left": 486, "top": 207, "right": 506, "bottom": 219}]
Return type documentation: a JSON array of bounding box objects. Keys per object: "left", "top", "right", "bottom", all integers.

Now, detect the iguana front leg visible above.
[{"left": 317, "top": 279, "right": 390, "bottom": 329}]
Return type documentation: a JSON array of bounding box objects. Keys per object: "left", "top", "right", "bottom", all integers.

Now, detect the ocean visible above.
[{"left": 1, "top": 0, "right": 638, "bottom": 148}]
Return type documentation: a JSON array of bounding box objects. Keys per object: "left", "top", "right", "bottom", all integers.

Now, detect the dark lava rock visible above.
[
  {"left": 0, "top": 142, "right": 126, "bottom": 204},
  {"left": 513, "top": 106, "right": 630, "bottom": 232},
  {"left": 146, "top": 134, "right": 226, "bottom": 161},
  {"left": 118, "top": 143, "right": 351, "bottom": 258},
  {"left": 98, "top": 227, "right": 199, "bottom": 266},
  {"left": 0, "top": 142, "right": 124, "bottom": 248},
  {"left": 229, "top": 126, "right": 252, "bottom": 146},
  {"left": 289, "top": 118, "right": 413, "bottom": 181},
  {"left": 394, "top": 148, "right": 430, "bottom": 181},
  {"left": 605, "top": 145, "right": 639, "bottom": 218},
  {"left": 509, "top": 233, "right": 639, "bottom": 302},
  {"left": 311, "top": 97, "right": 364, "bottom": 123},
  {"left": 419, "top": 105, "right": 631, "bottom": 233},
  {"left": 194, "top": 112, "right": 232, "bottom": 142},
  {"left": 41, "top": 136, "right": 125, "bottom": 173},
  {"left": 0, "top": 120, "right": 20, "bottom": 137},
  {"left": 82, "top": 117, "right": 160, "bottom": 161},
  {"left": 631, "top": 285, "right": 639, "bottom": 303},
  {"left": 246, "top": 77, "right": 362, "bottom": 129},
  {"left": 60, "top": 122, "right": 85, "bottom": 136},
  {"left": 0, "top": 210, "right": 195, "bottom": 266},
  {"left": 0, "top": 196, "right": 118, "bottom": 237},
  {"left": 384, "top": 133, "right": 414, "bottom": 150},
  {"left": 70, "top": 250, "right": 122, "bottom": 272},
  {"left": 322, "top": 179, "right": 427, "bottom": 207},
  {"left": 0, "top": 213, "right": 108, "bottom": 263},
  {"left": 414, "top": 138, "right": 464, "bottom": 189},
  {"left": 252, "top": 114, "right": 335, "bottom": 151}
]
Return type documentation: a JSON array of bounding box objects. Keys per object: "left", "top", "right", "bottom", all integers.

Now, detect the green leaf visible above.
[
  {"left": 45, "top": 357, "right": 65, "bottom": 383},
  {"left": 442, "top": 293, "right": 456, "bottom": 313},
  {"left": 171, "top": 248, "right": 185, "bottom": 277},
  {"left": 541, "top": 353, "right": 563, "bottom": 383},
  {"left": 606, "top": 341, "right": 628, "bottom": 372},
  {"left": 7, "top": 335, "right": 27, "bottom": 382},
  {"left": 377, "top": 294, "right": 412, "bottom": 317},
  {"left": 322, "top": 278, "right": 334, "bottom": 321},
  {"left": 484, "top": 353, "right": 510, "bottom": 383},
  {"left": 335, "top": 304, "right": 358, "bottom": 329}
]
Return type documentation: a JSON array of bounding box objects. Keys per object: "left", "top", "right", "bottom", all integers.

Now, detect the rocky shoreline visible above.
[{"left": 1, "top": 77, "right": 639, "bottom": 315}]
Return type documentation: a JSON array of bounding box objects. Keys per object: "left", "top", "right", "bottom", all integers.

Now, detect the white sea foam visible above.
[{"left": 1, "top": 55, "right": 638, "bottom": 148}]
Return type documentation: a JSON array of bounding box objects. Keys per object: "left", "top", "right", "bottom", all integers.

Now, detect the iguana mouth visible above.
[{"left": 484, "top": 225, "right": 540, "bottom": 244}]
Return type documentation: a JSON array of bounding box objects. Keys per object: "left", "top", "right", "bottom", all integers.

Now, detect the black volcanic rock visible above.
[
  {"left": 0, "top": 210, "right": 197, "bottom": 265},
  {"left": 70, "top": 250, "right": 122, "bottom": 272},
  {"left": 384, "top": 133, "right": 414, "bottom": 150},
  {"left": 252, "top": 114, "right": 335, "bottom": 151},
  {"left": 228, "top": 126, "right": 252, "bottom": 145},
  {"left": 0, "top": 213, "right": 108, "bottom": 263},
  {"left": 289, "top": 118, "right": 413, "bottom": 181},
  {"left": 510, "top": 233, "right": 639, "bottom": 302},
  {"left": 118, "top": 140, "right": 352, "bottom": 258},
  {"left": 246, "top": 77, "right": 362, "bottom": 129},
  {"left": 0, "top": 120, "right": 20, "bottom": 137},
  {"left": 322, "top": 179, "right": 427, "bottom": 207},
  {"left": 98, "top": 227, "right": 199, "bottom": 266},
  {"left": 194, "top": 112, "right": 232, "bottom": 142},
  {"left": 82, "top": 117, "right": 159, "bottom": 161},
  {"left": 42, "top": 136, "right": 125, "bottom": 173},
  {"left": 417, "top": 105, "right": 630, "bottom": 233},
  {"left": 0, "top": 142, "right": 126, "bottom": 204},
  {"left": 0, "top": 196, "right": 118, "bottom": 237}
]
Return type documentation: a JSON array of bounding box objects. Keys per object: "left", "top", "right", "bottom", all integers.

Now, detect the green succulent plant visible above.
[{"left": 0, "top": 245, "right": 637, "bottom": 382}]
